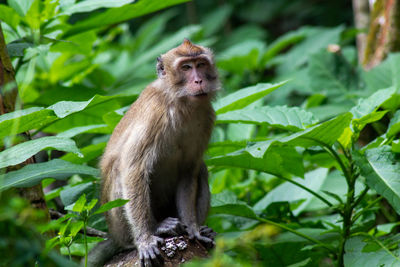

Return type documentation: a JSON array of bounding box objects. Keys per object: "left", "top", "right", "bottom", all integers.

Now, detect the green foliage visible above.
[{"left": 1, "top": 0, "right": 400, "bottom": 266}]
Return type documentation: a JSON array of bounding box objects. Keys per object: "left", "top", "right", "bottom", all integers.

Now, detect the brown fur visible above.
[{"left": 98, "top": 40, "right": 220, "bottom": 266}]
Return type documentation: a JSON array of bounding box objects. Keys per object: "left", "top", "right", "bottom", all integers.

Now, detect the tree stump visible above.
[{"left": 104, "top": 236, "right": 209, "bottom": 267}]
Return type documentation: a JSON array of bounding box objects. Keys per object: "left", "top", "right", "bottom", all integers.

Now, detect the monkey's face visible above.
[
  {"left": 174, "top": 56, "right": 219, "bottom": 99},
  {"left": 157, "top": 39, "right": 220, "bottom": 100}
]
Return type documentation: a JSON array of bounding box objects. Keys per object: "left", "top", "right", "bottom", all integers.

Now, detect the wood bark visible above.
[
  {"left": 352, "top": 0, "right": 370, "bottom": 64},
  {"left": 363, "top": 0, "right": 400, "bottom": 69},
  {"left": 0, "top": 24, "right": 49, "bottom": 214}
]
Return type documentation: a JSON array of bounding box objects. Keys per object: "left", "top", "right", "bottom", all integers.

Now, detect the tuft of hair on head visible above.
[{"left": 176, "top": 38, "right": 204, "bottom": 57}]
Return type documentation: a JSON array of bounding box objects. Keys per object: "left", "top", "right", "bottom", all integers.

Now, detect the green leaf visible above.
[
  {"left": 217, "top": 40, "right": 265, "bottom": 74},
  {"left": 8, "top": 0, "right": 34, "bottom": 16},
  {"left": 253, "top": 168, "right": 329, "bottom": 215},
  {"left": 57, "top": 124, "right": 110, "bottom": 138},
  {"left": 69, "top": 221, "right": 84, "bottom": 237},
  {"left": 64, "top": 0, "right": 190, "bottom": 37},
  {"left": 93, "top": 199, "right": 129, "bottom": 215},
  {"left": 308, "top": 50, "right": 362, "bottom": 93},
  {"left": 0, "top": 137, "right": 82, "bottom": 169},
  {"left": 71, "top": 194, "right": 87, "bottom": 213},
  {"left": 246, "top": 113, "right": 352, "bottom": 158},
  {"left": 354, "top": 146, "right": 400, "bottom": 215},
  {"left": 61, "top": 0, "right": 135, "bottom": 15},
  {"left": 344, "top": 236, "right": 400, "bottom": 266},
  {"left": 362, "top": 53, "right": 400, "bottom": 91},
  {"left": 0, "top": 5, "right": 21, "bottom": 30},
  {"left": 387, "top": 110, "right": 400, "bottom": 138},
  {"left": 214, "top": 81, "right": 287, "bottom": 114},
  {"left": 0, "top": 107, "right": 56, "bottom": 140},
  {"left": 207, "top": 144, "right": 304, "bottom": 178},
  {"left": 216, "top": 105, "right": 317, "bottom": 131},
  {"left": 352, "top": 110, "right": 388, "bottom": 133},
  {"left": 0, "top": 159, "right": 99, "bottom": 191},
  {"left": 210, "top": 191, "right": 258, "bottom": 220},
  {"left": 201, "top": 4, "right": 232, "bottom": 37},
  {"left": 61, "top": 142, "right": 106, "bottom": 164},
  {"left": 350, "top": 87, "right": 395, "bottom": 120}
]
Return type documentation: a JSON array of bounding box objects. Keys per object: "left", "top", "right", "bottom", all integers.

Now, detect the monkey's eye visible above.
[
  {"left": 197, "top": 62, "right": 206, "bottom": 68},
  {"left": 181, "top": 64, "right": 192, "bottom": 71}
]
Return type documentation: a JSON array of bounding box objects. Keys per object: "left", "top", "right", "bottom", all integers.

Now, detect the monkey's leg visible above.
[
  {"left": 120, "top": 167, "right": 163, "bottom": 267},
  {"left": 196, "top": 162, "right": 216, "bottom": 247},
  {"left": 155, "top": 217, "right": 186, "bottom": 237},
  {"left": 176, "top": 163, "right": 214, "bottom": 247}
]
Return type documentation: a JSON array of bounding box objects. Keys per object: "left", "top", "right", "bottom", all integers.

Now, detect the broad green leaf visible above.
[
  {"left": 217, "top": 40, "right": 265, "bottom": 74},
  {"left": 201, "top": 4, "right": 232, "bottom": 37},
  {"left": 0, "top": 136, "right": 82, "bottom": 169},
  {"left": 350, "top": 87, "right": 395, "bottom": 119},
  {"left": 57, "top": 124, "right": 109, "bottom": 138},
  {"left": 44, "top": 95, "right": 125, "bottom": 132},
  {"left": 132, "top": 25, "right": 202, "bottom": 68},
  {"left": 393, "top": 140, "right": 400, "bottom": 153},
  {"left": 61, "top": 142, "right": 106, "bottom": 164},
  {"left": 253, "top": 168, "right": 329, "bottom": 215},
  {"left": 387, "top": 110, "right": 400, "bottom": 138},
  {"left": 214, "top": 81, "right": 287, "bottom": 114},
  {"left": 61, "top": 0, "right": 135, "bottom": 15},
  {"left": 0, "top": 159, "right": 99, "bottom": 191},
  {"left": 64, "top": 0, "right": 190, "bottom": 37},
  {"left": 246, "top": 113, "right": 352, "bottom": 158},
  {"left": 308, "top": 50, "right": 362, "bottom": 93},
  {"left": 261, "top": 28, "right": 306, "bottom": 65},
  {"left": 354, "top": 146, "right": 400, "bottom": 215},
  {"left": 60, "top": 182, "right": 95, "bottom": 207},
  {"left": 0, "top": 5, "right": 21, "bottom": 30},
  {"left": 6, "top": 42, "right": 33, "bottom": 57},
  {"left": 362, "top": 53, "right": 400, "bottom": 91},
  {"left": 8, "top": 0, "right": 34, "bottom": 16},
  {"left": 344, "top": 236, "right": 400, "bottom": 266},
  {"left": 94, "top": 199, "right": 129, "bottom": 215},
  {"left": 0, "top": 107, "right": 56, "bottom": 140},
  {"left": 210, "top": 191, "right": 258, "bottom": 220},
  {"left": 207, "top": 144, "right": 304, "bottom": 178},
  {"left": 0, "top": 95, "right": 123, "bottom": 139},
  {"left": 276, "top": 26, "right": 343, "bottom": 74},
  {"left": 352, "top": 110, "right": 388, "bottom": 133},
  {"left": 71, "top": 194, "right": 87, "bottom": 213},
  {"left": 217, "top": 105, "right": 317, "bottom": 131}
]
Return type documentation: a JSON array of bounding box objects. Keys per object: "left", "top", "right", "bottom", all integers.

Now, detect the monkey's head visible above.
[{"left": 156, "top": 39, "right": 220, "bottom": 100}]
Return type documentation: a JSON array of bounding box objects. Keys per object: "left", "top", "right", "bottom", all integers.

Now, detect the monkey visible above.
[{"left": 90, "top": 39, "right": 220, "bottom": 267}]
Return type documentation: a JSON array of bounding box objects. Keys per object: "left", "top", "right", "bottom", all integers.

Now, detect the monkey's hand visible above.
[
  {"left": 186, "top": 225, "right": 215, "bottom": 249},
  {"left": 155, "top": 217, "right": 186, "bottom": 237},
  {"left": 137, "top": 235, "right": 163, "bottom": 267}
]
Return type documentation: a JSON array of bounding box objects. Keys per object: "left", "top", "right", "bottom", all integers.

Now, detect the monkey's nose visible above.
[{"left": 195, "top": 79, "right": 202, "bottom": 84}]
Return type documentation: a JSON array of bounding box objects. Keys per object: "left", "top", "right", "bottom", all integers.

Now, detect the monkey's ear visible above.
[{"left": 156, "top": 56, "right": 166, "bottom": 78}]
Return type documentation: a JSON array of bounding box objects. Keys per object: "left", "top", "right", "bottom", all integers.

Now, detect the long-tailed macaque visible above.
[{"left": 93, "top": 39, "right": 220, "bottom": 267}]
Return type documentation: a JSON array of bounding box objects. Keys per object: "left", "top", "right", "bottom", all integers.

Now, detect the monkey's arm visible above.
[{"left": 119, "top": 163, "right": 163, "bottom": 266}]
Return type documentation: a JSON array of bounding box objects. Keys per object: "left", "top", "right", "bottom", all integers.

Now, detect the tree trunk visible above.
[
  {"left": 352, "top": 0, "right": 370, "bottom": 64},
  {"left": 363, "top": 0, "right": 400, "bottom": 69},
  {"left": 0, "top": 24, "right": 49, "bottom": 214}
]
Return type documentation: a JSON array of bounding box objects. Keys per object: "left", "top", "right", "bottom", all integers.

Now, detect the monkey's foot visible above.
[
  {"left": 138, "top": 235, "right": 164, "bottom": 267},
  {"left": 187, "top": 226, "right": 215, "bottom": 249},
  {"left": 200, "top": 225, "right": 217, "bottom": 240},
  {"left": 155, "top": 217, "right": 186, "bottom": 237}
]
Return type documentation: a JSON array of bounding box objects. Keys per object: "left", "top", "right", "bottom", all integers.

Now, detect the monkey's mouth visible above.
[{"left": 195, "top": 92, "right": 208, "bottom": 97}]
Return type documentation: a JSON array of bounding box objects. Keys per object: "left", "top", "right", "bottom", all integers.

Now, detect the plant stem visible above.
[
  {"left": 84, "top": 220, "right": 88, "bottom": 267},
  {"left": 337, "top": 152, "right": 356, "bottom": 267},
  {"left": 257, "top": 217, "right": 336, "bottom": 253},
  {"left": 276, "top": 174, "right": 334, "bottom": 207}
]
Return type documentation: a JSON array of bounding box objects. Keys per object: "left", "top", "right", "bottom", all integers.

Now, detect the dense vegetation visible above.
[{"left": 1, "top": 0, "right": 400, "bottom": 266}]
